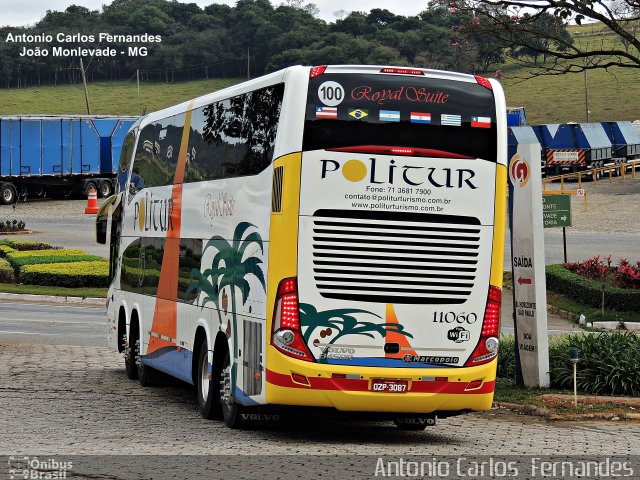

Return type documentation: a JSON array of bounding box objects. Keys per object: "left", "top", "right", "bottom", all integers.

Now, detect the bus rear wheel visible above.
[
  {"left": 220, "top": 350, "right": 245, "bottom": 429},
  {"left": 197, "top": 336, "right": 222, "bottom": 420},
  {"left": 124, "top": 326, "right": 138, "bottom": 380}
]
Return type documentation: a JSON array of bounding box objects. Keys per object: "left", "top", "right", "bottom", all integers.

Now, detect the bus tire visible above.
[
  {"left": 197, "top": 336, "right": 222, "bottom": 420},
  {"left": 137, "top": 357, "right": 161, "bottom": 387},
  {"left": 393, "top": 416, "right": 433, "bottom": 431},
  {"left": 0, "top": 183, "right": 17, "bottom": 205},
  {"left": 125, "top": 323, "right": 138, "bottom": 380},
  {"left": 220, "top": 349, "right": 245, "bottom": 429}
]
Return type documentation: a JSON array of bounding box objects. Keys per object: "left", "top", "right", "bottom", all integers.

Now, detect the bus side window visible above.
[
  {"left": 131, "top": 113, "right": 186, "bottom": 196},
  {"left": 185, "top": 83, "right": 284, "bottom": 183}
]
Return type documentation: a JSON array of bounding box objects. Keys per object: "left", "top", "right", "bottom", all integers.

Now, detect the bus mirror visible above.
[{"left": 96, "top": 215, "right": 107, "bottom": 244}]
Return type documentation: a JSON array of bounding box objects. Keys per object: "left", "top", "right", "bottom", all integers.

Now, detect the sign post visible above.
[
  {"left": 543, "top": 194, "right": 572, "bottom": 263},
  {"left": 508, "top": 143, "right": 550, "bottom": 388}
]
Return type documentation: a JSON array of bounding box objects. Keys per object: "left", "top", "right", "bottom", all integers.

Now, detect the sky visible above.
[{"left": 0, "top": 0, "right": 430, "bottom": 26}]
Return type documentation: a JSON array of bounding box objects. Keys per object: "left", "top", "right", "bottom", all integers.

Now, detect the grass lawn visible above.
[
  {"left": 0, "top": 282, "right": 106, "bottom": 298},
  {"left": 0, "top": 78, "right": 240, "bottom": 116}
]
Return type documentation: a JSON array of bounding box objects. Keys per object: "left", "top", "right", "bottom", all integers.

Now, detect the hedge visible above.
[
  {"left": 0, "top": 239, "right": 56, "bottom": 251},
  {"left": 546, "top": 264, "right": 640, "bottom": 312},
  {"left": 0, "top": 245, "right": 17, "bottom": 258},
  {"left": 0, "top": 258, "right": 14, "bottom": 283},
  {"left": 499, "top": 332, "right": 640, "bottom": 396},
  {"left": 20, "top": 261, "right": 109, "bottom": 288},
  {"left": 6, "top": 249, "right": 104, "bottom": 269}
]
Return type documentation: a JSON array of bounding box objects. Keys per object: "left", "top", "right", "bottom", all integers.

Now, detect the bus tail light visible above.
[
  {"left": 475, "top": 75, "right": 493, "bottom": 91},
  {"left": 380, "top": 67, "right": 425, "bottom": 76},
  {"left": 465, "top": 286, "right": 501, "bottom": 366},
  {"left": 328, "top": 145, "right": 473, "bottom": 159},
  {"left": 310, "top": 65, "right": 327, "bottom": 78},
  {"left": 271, "top": 277, "right": 315, "bottom": 362}
]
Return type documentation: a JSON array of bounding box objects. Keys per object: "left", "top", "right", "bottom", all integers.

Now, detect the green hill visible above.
[{"left": 0, "top": 78, "right": 240, "bottom": 116}]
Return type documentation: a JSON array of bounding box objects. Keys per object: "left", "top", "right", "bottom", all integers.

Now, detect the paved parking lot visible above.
[{"left": 1, "top": 343, "right": 638, "bottom": 457}]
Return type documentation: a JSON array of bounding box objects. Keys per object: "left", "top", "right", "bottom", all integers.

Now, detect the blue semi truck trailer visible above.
[{"left": 0, "top": 115, "right": 137, "bottom": 204}]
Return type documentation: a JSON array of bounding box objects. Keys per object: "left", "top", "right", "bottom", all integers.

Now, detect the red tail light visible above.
[
  {"left": 465, "top": 286, "right": 501, "bottom": 366},
  {"left": 271, "top": 277, "right": 315, "bottom": 362},
  {"left": 327, "top": 145, "right": 473, "bottom": 159},
  {"left": 380, "top": 67, "right": 424, "bottom": 76},
  {"left": 475, "top": 75, "right": 493, "bottom": 90},
  {"left": 310, "top": 65, "right": 327, "bottom": 78}
]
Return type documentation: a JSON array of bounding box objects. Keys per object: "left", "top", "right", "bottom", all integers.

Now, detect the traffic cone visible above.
[{"left": 85, "top": 187, "right": 99, "bottom": 214}]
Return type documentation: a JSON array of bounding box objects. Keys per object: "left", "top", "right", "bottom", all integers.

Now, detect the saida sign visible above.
[{"left": 542, "top": 194, "right": 571, "bottom": 228}]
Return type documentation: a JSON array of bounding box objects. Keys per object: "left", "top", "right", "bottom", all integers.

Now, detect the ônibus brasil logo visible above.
[
  {"left": 509, "top": 154, "right": 530, "bottom": 188},
  {"left": 320, "top": 158, "right": 477, "bottom": 189}
]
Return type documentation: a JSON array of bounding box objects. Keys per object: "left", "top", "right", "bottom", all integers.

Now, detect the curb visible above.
[{"left": 0, "top": 291, "right": 105, "bottom": 306}]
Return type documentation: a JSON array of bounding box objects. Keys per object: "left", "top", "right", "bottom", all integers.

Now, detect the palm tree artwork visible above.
[
  {"left": 186, "top": 221, "right": 266, "bottom": 361},
  {"left": 299, "top": 303, "right": 413, "bottom": 362}
]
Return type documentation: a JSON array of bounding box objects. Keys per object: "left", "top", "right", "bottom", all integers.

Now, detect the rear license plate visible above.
[{"left": 371, "top": 379, "right": 408, "bottom": 393}]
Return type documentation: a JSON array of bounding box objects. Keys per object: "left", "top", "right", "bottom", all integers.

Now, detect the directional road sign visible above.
[{"left": 542, "top": 194, "right": 571, "bottom": 228}]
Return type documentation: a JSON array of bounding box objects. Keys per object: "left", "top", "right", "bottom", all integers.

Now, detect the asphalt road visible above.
[{"left": 0, "top": 301, "right": 106, "bottom": 346}]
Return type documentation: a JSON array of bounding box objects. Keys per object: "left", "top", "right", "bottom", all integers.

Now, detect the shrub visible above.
[
  {"left": 0, "top": 258, "right": 14, "bottom": 283},
  {"left": 0, "top": 239, "right": 56, "bottom": 251},
  {"left": 497, "top": 332, "right": 640, "bottom": 396},
  {"left": 0, "top": 245, "right": 17, "bottom": 258},
  {"left": 20, "top": 261, "right": 109, "bottom": 288},
  {"left": 6, "top": 249, "right": 104, "bottom": 269},
  {"left": 497, "top": 335, "right": 517, "bottom": 380},
  {"left": 546, "top": 264, "right": 640, "bottom": 312},
  {"left": 0, "top": 219, "right": 26, "bottom": 231},
  {"left": 565, "top": 255, "right": 640, "bottom": 290},
  {"left": 549, "top": 332, "right": 640, "bottom": 396}
]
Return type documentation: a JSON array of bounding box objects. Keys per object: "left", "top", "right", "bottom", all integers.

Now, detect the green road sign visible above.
[{"left": 542, "top": 194, "right": 571, "bottom": 228}]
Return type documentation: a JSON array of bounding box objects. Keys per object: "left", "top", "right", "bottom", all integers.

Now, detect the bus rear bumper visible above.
[{"left": 264, "top": 356, "right": 497, "bottom": 414}]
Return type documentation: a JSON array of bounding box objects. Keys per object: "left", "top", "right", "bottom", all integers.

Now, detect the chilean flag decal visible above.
[{"left": 471, "top": 116, "right": 492, "bottom": 128}]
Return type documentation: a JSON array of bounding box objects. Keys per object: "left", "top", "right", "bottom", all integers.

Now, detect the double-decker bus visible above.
[{"left": 97, "top": 65, "right": 507, "bottom": 430}]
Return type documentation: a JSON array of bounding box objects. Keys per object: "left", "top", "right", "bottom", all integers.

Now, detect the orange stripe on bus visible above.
[{"left": 147, "top": 102, "right": 194, "bottom": 355}]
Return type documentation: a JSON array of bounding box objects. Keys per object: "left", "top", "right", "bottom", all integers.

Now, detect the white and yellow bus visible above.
[{"left": 98, "top": 65, "right": 507, "bottom": 429}]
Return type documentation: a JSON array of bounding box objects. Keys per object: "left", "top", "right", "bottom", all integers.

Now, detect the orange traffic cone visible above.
[{"left": 85, "top": 187, "right": 99, "bottom": 214}]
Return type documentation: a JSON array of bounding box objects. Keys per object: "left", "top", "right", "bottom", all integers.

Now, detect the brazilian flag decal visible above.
[{"left": 349, "top": 108, "right": 368, "bottom": 120}]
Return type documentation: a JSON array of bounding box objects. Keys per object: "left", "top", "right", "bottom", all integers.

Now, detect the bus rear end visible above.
[{"left": 266, "top": 65, "right": 507, "bottom": 424}]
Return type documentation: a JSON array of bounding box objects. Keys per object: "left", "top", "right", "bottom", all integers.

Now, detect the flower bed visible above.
[{"left": 565, "top": 255, "right": 640, "bottom": 290}]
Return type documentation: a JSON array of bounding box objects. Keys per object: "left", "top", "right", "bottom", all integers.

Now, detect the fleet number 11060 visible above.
[{"left": 432, "top": 312, "right": 478, "bottom": 324}]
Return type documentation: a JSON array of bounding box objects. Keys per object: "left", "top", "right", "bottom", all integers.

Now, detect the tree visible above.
[{"left": 450, "top": 0, "right": 640, "bottom": 74}]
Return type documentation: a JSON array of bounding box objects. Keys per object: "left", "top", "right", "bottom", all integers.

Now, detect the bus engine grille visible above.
[{"left": 311, "top": 209, "right": 482, "bottom": 304}]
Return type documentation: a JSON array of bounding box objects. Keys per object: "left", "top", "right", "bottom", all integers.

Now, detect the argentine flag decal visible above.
[{"left": 379, "top": 110, "right": 400, "bottom": 122}]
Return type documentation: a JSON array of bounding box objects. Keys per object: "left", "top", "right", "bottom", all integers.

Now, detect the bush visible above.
[
  {"left": 20, "top": 261, "right": 109, "bottom": 288},
  {"left": 546, "top": 264, "right": 640, "bottom": 312},
  {"left": 0, "top": 219, "right": 26, "bottom": 231},
  {"left": 497, "top": 335, "right": 517, "bottom": 379},
  {"left": 6, "top": 249, "right": 104, "bottom": 269},
  {"left": 549, "top": 332, "right": 640, "bottom": 396},
  {"left": 497, "top": 332, "right": 640, "bottom": 396},
  {"left": 0, "top": 239, "right": 56, "bottom": 251},
  {"left": 0, "top": 245, "right": 17, "bottom": 258},
  {"left": 0, "top": 258, "right": 15, "bottom": 283},
  {"left": 565, "top": 255, "right": 640, "bottom": 290}
]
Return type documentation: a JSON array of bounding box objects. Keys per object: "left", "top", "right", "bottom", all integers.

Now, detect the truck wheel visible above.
[
  {"left": 99, "top": 180, "right": 113, "bottom": 198},
  {"left": 84, "top": 181, "right": 98, "bottom": 196},
  {"left": 0, "top": 183, "right": 17, "bottom": 205}
]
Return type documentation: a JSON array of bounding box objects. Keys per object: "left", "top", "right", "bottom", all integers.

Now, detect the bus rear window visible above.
[{"left": 303, "top": 73, "right": 497, "bottom": 161}]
